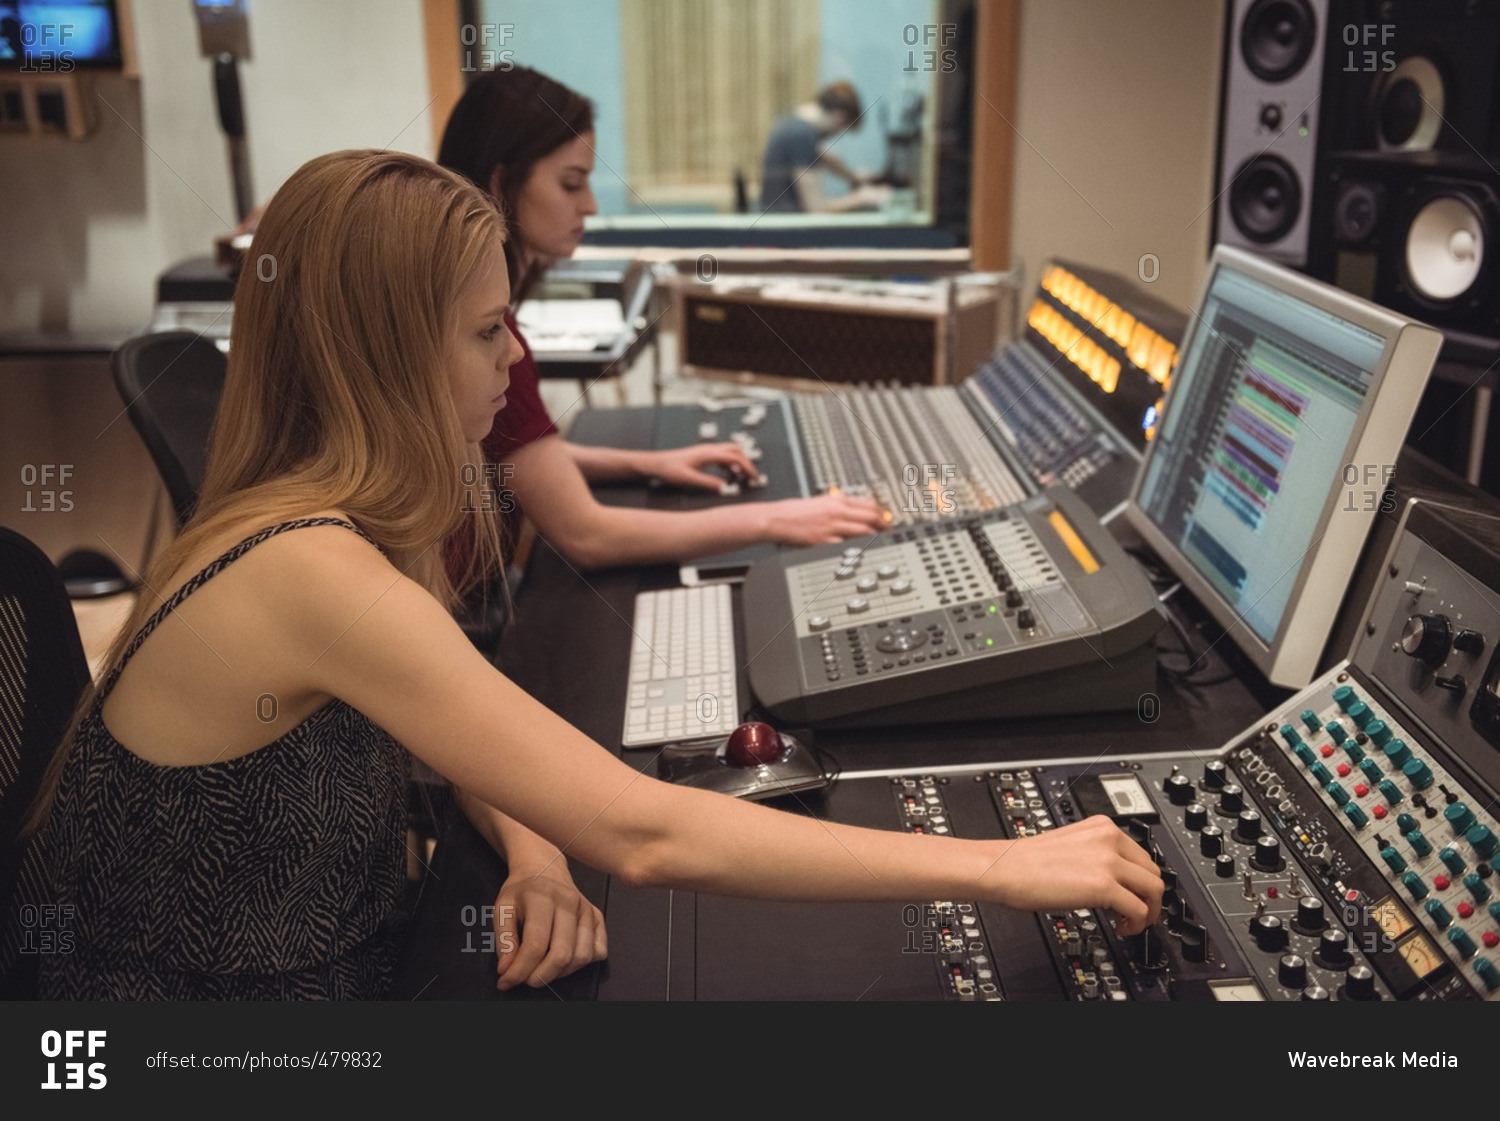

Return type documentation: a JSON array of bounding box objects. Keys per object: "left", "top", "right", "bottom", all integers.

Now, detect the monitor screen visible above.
[
  {"left": 1126, "top": 246, "right": 1443, "bottom": 687},
  {"left": 0, "top": 1, "right": 122, "bottom": 68}
]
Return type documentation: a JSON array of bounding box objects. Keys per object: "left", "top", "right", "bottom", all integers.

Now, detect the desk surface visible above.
[{"left": 389, "top": 406, "right": 1289, "bottom": 1001}]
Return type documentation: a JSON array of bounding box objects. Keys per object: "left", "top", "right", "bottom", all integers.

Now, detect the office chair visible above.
[
  {"left": 0, "top": 527, "right": 94, "bottom": 998},
  {"left": 110, "top": 330, "right": 228, "bottom": 526}
]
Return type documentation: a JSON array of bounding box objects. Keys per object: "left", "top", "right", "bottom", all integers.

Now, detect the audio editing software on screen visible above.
[{"left": 1136, "top": 267, "right": 1384, "bottom": 644}]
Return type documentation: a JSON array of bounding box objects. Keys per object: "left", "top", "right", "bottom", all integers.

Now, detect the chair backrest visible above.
[
  {"left": 0, "top": 526, "right": 94, "bottom": 997},
  {"left": 110, "top": 331, "right": 228, "bottom": 525}
]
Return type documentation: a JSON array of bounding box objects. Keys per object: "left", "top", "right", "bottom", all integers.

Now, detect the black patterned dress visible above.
[{"left": 39, "top": 518, "right": 411, "bottom": 1000}]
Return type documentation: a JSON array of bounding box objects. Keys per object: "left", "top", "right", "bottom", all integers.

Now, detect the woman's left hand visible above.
[
  {"left": 645, "top": 443, "right": 761, "bottom": 490},
  {"left": 492, "top": 863, "right": 608, "bottom": 991}
]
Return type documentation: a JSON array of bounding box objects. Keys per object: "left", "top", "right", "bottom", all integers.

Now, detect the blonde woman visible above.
[{"left": 27, "top": 151, "right": 1160, "bottom": 1000}]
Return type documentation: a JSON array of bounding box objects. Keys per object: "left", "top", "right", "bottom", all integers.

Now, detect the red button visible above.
[
  {"left": 1337, "top": 763, "right": 1351, "bottom": 777},
  {"left": 1267, "top": 886, "right": 1279, "bottom": 899},
  {"left": 1434, "top": 875, "right": 1451, "bottom": 890},
  {"left": 1320, "top": 745, "right": 1335, "bottom": 757},
  {"left": 1484, "top": 932, "right": 1499, "bottom": 949},
  {"left": 1458, "top": 902, "right": 1475, "bottom": 919},
  {"left": 1354, "top": 782, "right": 1369, "bottom": 796},
  {"left": 1372, "top": 805, "right": 1388, "bottom": 819}
]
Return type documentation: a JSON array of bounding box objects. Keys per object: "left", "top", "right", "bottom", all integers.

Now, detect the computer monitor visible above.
[
  {"left": 1125, "top": 245, "right": 1443, "bottom": 688},
  {"left": 0, "top": 1, "right": 123, "bottom": 68}
]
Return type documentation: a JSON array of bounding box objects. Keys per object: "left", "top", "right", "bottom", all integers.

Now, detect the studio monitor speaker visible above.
[{"left": 1214, "top": 0, "right": 1331, "bottom": 267}]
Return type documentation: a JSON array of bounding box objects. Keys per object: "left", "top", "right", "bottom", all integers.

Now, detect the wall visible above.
[
  {"left": 0, "top": 0, "right": 434, "bottom": 334},
  {"left": 1008, "top": 0, "right": 1224, "bottom": 314}
]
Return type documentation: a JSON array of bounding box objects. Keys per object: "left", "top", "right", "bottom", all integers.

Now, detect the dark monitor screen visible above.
[{"left": 1126, "top": 246, "right": 1443, "bottom": 687}]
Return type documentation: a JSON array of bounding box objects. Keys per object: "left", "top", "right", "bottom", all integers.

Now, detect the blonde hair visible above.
[{"left": 27, "top": 149, "right": 508, "bottom": 831}]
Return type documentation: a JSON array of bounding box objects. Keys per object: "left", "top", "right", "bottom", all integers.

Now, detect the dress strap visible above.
[{"left": 100, "top": 517, "right": 377, "bottom": 697}]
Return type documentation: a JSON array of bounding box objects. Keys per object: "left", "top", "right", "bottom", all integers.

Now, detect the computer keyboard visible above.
[{"left": 622, "top": 584, "right": 742, "bottom": 749}]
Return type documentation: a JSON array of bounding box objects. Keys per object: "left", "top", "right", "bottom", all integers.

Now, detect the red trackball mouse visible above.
[{"left": 723, "top": 722, "right": 787, "bottom": 767}]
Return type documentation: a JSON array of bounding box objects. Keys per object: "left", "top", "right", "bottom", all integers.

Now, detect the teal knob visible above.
[
  {"left": 1463, "top": 873, "right": 1490, "bottom": 903},
  {"left": 1333, "top": 685, "right": 1357, "bottom": 711},
  {"left": 1490, "top": 902, "right": 1500, "bottom": 923},
  {"left": 1344, "top": 803, "right": 1369, "bottom": 829},
  {"left": 1381, "top": 845, "right": 1407, "bottom": 873},
  {"left": 1358, "top": 757, "right": 1381, "bottom": 781},
  {"left": 1466, "top": 824, "right": 1497, "bottom": 859},
  {"left": 1446, "top": 803, "right": 1477, "bottom": 835},
  {"left": 1325, "top": 720, "right": 1349, "bottom": 744},
  {"left": 1344, "top": 741, "right": 1366, "bottom": 764},
  {"left": 1348, "top": 701, "right": 1373, "bottom": 728},
  {"left": 1378, "top": 779, "right": 1403, "bottom": 805},
  {"left": 1448, "top": 928, "right": 1477, "bottom": 959},
  {"left": 1366, "top": 719, "right": 1393, "bottom": 746},
  {"left": 1397, "top": 812, "right": 1418, "bottom": 833},
  {"left": 1279, "top": 724, "right": 1302, "bottom": 747},
  {"left": 1293, "top": 743, "right": 1317, "bottom": 766},
  {"left": 1424, "top": 899, "right": 1452, "bottom": 929},
  {"left": 1475, "top": 958, "right": 1500, "bottom": 992},
  {"left": 1407, "top": 829, "right": 1433, "bottom": 858},
  {"left": 1403, "top": 758, "right": 1434, "bottom": 790},
  {"left": 1310, "top": 762, "right": 1332, "bottom": 785},
  {"left": 1327, "top": 781, "right": 1351, "bottom": 806},
  {"left": 1439, "top": 847, "right": 1466, "bottom": 876},
  {"left": 1402, "top": 871, "right": 1428, "bottom": 900},
  {"left": 1383, "top": 739, "right": 1413, "bottom": 768},
  {"left": 1301, "top": 709, "right": 1322, "bottom": 732}
]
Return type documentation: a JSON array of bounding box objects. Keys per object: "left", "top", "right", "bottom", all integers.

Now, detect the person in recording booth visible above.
[
  {"left": 21, "top": 150, "right": 1160, "bottom": 1000},
  {"left": 436, "top": 66, "right": 887, "bottom": 569},
  {"left": 758, "top": 79, "right": 890, "bottom": 214}
]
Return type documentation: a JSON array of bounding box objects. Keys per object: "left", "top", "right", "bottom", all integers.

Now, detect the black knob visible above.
[
  {"left": 1279, "top": 953, "right": 1308, "bottom": 989},
  {"left": 1434, "top": 673, "right": 1467, "bottom": 695},
  {"left": 1401, "top": 614, "right": 1452, "bottom": 666},
  {"left": 1181, "top": 922, "right": 1208, "bottom": 962},
  {"left": 1017, "top": 608, "right": 1036, "bottom": 630},
  {"left": 1300, "top": 984, "right": 1331, "bottom": 1001},
  {"left": 1252, "top": 914, "right": 1289, "bottom": 953},
  {"left": 1184, "top": 803, "right": 1208, "bottom": 831},
  {"left": 1317, "top": 928, "right": 1350, "bottom": 970},
  {"left": 1252, "top": 834, "right": 1283, "bottom": 871},
  {"left": 1200, "top": 825, "right": 1225, "bottom": 857},
  {"left": 1126, "top": 926, "right": 1167, "bottom": 969},
  {"left": 1294, "top": 896, "right": 1327, "bottom": 934},
  {"left": 1165, "top": 772, "right": 1195, "bottom": 806},
  {"left": 1218, "top": 784, "right": 1244, "bottom": 815},
  {"left": 1260, "top": 103, "right": 1282, "bottom": 129},
  {"left": 1006, "top": 588, "right": 1024, "bottom": 609},
  {"left": 1215, "top": 853, "right": 1236, "bottom": 878},
  {"left": 1341, "top": 963, "right": 1378, "bottom": 1001},
  {"left": 1235, "top": 809, "right": 1263, "bottom": 843},
  {"left": 1454, "top": 629, "right": 1486, "bottom": 657},
  {"left": 1164, "top": 889, "right": 1184, "bottom": 933},
  {"left": 1202, "top": 760, "right": 1228, "bottom": 790}
]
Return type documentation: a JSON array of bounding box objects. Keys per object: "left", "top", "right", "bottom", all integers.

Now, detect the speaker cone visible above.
[
  {"left": 1404, "top": 193, "right": 1485, "bottom": 303},
  {"left": 1240, "top": 0, "right": 1317, "bottom": 82},
  {"left": 1374, "top": 56, "right": 1446, "bottom": 151},
  {"left": 1333, "top": 182, "right": 1383, "bottom": 248},
  {"left": 1230, "top": 155, "right": 1303, "bottom": 242}
]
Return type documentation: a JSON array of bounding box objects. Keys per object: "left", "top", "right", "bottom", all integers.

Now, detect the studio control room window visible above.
[{"left": 472, "top": 0, "right": 975, "bottom": 246}]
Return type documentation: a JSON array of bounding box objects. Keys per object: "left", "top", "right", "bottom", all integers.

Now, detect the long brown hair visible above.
[
  {"left": 436, "top": 65, "right": 594, "bottom": 305},
  {"left": 26, "top": 149, "right": 508, "bottom": 832}
]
